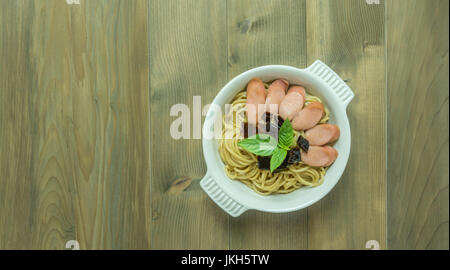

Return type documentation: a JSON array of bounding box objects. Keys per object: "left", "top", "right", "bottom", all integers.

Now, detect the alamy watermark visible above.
[
  {"left": 64, "top": 238, "right": 379, "bottom": 250},
  {"left": 365, "top": 0, "right": 380, "bottom": 4},
  {"left": 66, "top": 0, "right": 80, "bottom": 4},
  {"left": 169, "top": 96, "right": 281, "bottom": 141},
  {"left": 365, "top": 240, "right": 380, "bottom": 250},
  {"left": 65, "top": 240, "right": 80, "bottom": 250}
]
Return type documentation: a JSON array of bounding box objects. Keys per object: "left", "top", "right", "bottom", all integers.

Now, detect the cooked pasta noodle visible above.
[{"left": 218, "top": 85, "right": 330, "bottom": 195}]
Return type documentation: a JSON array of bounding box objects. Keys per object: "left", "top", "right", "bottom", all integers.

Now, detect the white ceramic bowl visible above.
[{"left": 200, "top": 60, "right": 354, "bottom": 217}]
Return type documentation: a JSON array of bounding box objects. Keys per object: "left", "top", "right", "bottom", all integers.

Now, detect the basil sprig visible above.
[
  {"left": 237, "top": 134, "right": 278, "bottom": 156},
  {"left": 238, "top": 118, "right": 294, "bottom": 173},
  {"left": 277, "top": 118, "right": 293, "bottom": 150},
  {"left": 270, "top": 147, "right": 288, "bottom": 172}
]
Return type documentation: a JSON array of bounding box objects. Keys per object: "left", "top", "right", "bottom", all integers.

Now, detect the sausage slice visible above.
[
  {"left": 245, "top": 78, "right": 266, "bottom": 125},
  {"left": 304, "top": 124, "right": 340, "bottom": 146},
  {"left": 279, "top": 86, "right": 306, "bottom": 120},
  {"left": 291, "top": 101, "right": 324, "bottom": 131},
  {"left": 301, "top": 145, "right": 338, "bottom": 167},
  {"left": 265, "top": 79, "right": 289, "bottom": 115}
]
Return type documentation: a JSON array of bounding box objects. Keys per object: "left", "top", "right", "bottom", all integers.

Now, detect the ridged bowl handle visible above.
[
  {"left": 305, "top": 60, "right": 354, "bottom": 108},
  {"left": 200, "top": 173, "right": 248, "bottom": 217}
]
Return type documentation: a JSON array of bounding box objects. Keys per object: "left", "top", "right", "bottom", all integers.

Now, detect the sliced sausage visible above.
[
  {"left": 300, "top": 146, "right": 333, "bottom": 167},
  {"left": 291, "top": 101, "right": 324, "bottom": 131},
  {"left": 245, "top": 103, "right": 258, "bottom": 126},
  {"left": 265, "top": 79, "right": 289, "bottom": 114},
  {"left": 279, "top": 86, "right": 306, "bottom": 120},
  {"left": 246, "top": 78, "right": 266, "bottom": 125},
  {"left": 323, "top": 146, "right": 338, "bottom": 166},
  {"left": 304, "top": 124, "right": 340, "bottom": 146}
]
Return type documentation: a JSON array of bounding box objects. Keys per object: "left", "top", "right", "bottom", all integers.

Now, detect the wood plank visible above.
[
  {"left": 386, "top": 0, "right": 449, "bottom": 250},
  {"left": 0, "top": 0, "right": 150, "bottom": 249},
  {"left": 306, "top": 0, "right": 386, "bottom": 249},
  {"left": 0, "top": 0, "right": 35, "bottom": 249},
  {"left": 227, "top": 0, "right": 309, "bottom": 249},
  {"left": 149, "top": 0, "right": 229, "bottom": 249}
]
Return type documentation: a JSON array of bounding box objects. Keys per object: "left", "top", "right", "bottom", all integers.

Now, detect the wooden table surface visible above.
[{"left": 0, "top": 0, "right": 448, "bottom": 250}]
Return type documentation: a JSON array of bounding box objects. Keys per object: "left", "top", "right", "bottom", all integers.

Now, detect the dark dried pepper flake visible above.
[
  {"left": 297, "top": 135, "right": 310, "bottom": 152},
  {"left": 276, "top": 115, "right": 284, "bottom": 129},
  {"left": 264, "top": 112, "right": 272, "bottom": 123},
  {"left": 241, "top": 122, "right": 258, "bottom": 138},
  {"left": 258, "top": 112, "right": 279, "bottom": 139},
  {"left": 286, "top": 148, "right": 301, "bottom": 164},
  {"left": 258, "top": 156, "right": 287, "bottom": 173},
  {"left": 257, "top": 156, "right": 271, "bottom": 170},
  {"left": 258, "top": 112, "right": 285, "bottom": 139},
  {"left": 258, "top": 148, "right": 301, "bottom": 173}
]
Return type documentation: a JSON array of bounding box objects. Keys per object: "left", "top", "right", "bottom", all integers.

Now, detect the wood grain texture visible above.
[
  {"left": 0, "top": 0, "right": 149, "bottom": 249},
  {"left": 149, "top": 0, "right": 229, "bottom": 249},
  {"left": 0, "top": 0, "right": 448, "bottom": 250},
  {"left": 305, "top": 0, "right": 386, "bottom": 249},
  {"left": 227, "top": 0, "right": 309, "bottom": 249},
  {"left": 386, "top": 0, "right": 449, "bottom": 250},
  {"left": 0, "top": 0, "right": 35, "bottom": 249}
]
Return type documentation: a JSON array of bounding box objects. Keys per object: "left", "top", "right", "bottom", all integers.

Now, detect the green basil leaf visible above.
[
  {"left": 278, "top": 118, "right": 294, "bottom": 149},
  {"left": 270, "top": 147, "right": 287, "bottom": 173},
  {"left": 237, "top": 134, "right": 277, "bottom": 156}
]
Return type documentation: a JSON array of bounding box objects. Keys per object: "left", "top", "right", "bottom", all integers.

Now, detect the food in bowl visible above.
[{"left": 218, "top": 78, "right": 340, "bottom": 195}]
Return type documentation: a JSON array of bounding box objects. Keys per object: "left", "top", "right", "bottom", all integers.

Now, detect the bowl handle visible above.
[
  {"left": 305, "top": 60, "right": 354, "bottom": 108},
  {"left": 200, "top": 173, "right": 248, "bottom": 217}
]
